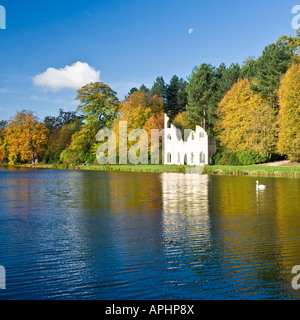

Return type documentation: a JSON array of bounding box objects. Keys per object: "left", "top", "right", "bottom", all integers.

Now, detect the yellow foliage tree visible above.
[
  {"left": 216, "top": 79, "right": 277, "bottom": 158},
  {"left": 5, "top": 111, "right": 49, "bottom": 165},
  {"left": 112, "top": 91, "right": 164, "bottom": 162},
  {"left": 278, "top": 63, "right": 300, "bottom": 161}
]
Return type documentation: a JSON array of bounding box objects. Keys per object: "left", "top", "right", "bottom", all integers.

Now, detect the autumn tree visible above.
[
  {"left": 171, "top": 112, "right": 191, "bottom": 135},
  {"left": 216, "top": 79, "right": 277, "bottom": 159},
  {"left": 5, "top": 111, "right": 49, "bottom": 165},
  {"left": 117, "top": 90, "right": 163, "bottom": 130},
  {"left": 143, "top": 112, "right": 164, "bottom": 164},
  {"left": 0, "top": 121, "right": 8, "bottom": 162},
  {"left": 277, "top": 63, "right": 300, "bottom": 161},
  {"left": 276, "top": 28, "right": 300, "bottom": 55},
  {"left": 43, "top": 117, "right": 82, "bottom": 163},
  {"left": 112, "top": 90, "right": 164, "bottom": 163},
  {"left": 44, "top": 109, "right": 81, "bottom": 133}
]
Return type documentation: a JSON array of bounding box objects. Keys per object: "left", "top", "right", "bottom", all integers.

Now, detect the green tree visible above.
[
  {"left": 69, "top": 82, "right": 120, "bottom": 153},
  {"left": 150, "top": 77, "right": 167, "bottom": 99},
  {"left": 250, "top": 43, "right": 293, "bottom": 107},
  {"left": 164, "top": 75, "right": 187, "bottom": 120},
  {"left": 186, "top": 64, "right": 217, "bottom": 133},
  {"left": 139, "top": 84, "right": 151, "bottom": 98},
  {"left": 215, "top": 63, "right": 241, "bottom": 105},
  {"left": 76, "top": 82, "right": 119, "bottom": 129},
  {"left": 127, "top": 87, "right": 138, "bottom": 98},
  {"left": 240, "top": 56, "right": 257, "bottom": 79}
]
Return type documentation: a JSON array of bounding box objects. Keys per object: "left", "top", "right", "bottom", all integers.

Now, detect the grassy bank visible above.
[
  {"left": 26, "top": 163, "right": 187, "bottom": 173},
  {"left": 7, "top": 162, "right": 300, "bottom": 177},
  {"left": 203, "top": 164, "right": 300, "bottom": 178}
]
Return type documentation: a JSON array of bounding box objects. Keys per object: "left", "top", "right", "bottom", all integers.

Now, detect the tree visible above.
[
  {"left": 150, "top": 77, "right": 167, "bottom": 99},
  {"left": 277, "top": 63, "right": 300, "bottom": 161},
  {"left": 5, "top": 111, "right": 49, "bottom": 165},
  {"left": 186, "top": 62, "right": 241, "bottom": 136},
  {"left": 112, "top": 90, "right": 164, "bottom": 162},
  {"left": 164, "top": 75, "right": 188, "bottom": 120},
  {"left": 241, "top": 56, "right": 257, "bottom": 79},
  {"left": 44, "top": 109, "right": 81, "bottom": 133},
  {"left": 186, "top": 63, "right": 217, "bottom": 133},
  {"left": 43, "top": 117, "right": 82, "bottom": 163},
  {"left": 127, "top": 87, "right": 138, "bottom": 98},
  {"left": 139, "top": 84, "right": 151, "bottom": 98},
  {"left": 216, "top": 63, "right": 241, "bottom": 96},
  {"left": 76, "top": 82, "right": 119, "bottom": 129},
  {"left": 143, "top": 112, "right": 165, "bottom": 163},
  {"left": 116, "top": 90, "right": 163, "bottom": 130},
  {"left": 276, "top": 28, "right": 300, "bottom": 55},
  {"left": 250, "top": 43, "right": 293, "bottom": 107},
  {"left": 216, "top": 79, "right": 277, "bottom": 159},
  {"left": 69, "top": 82, "right": 120, "bottom": 153},
  {"left": 0, "top": 121, "right": 8, "bottom": 161}
]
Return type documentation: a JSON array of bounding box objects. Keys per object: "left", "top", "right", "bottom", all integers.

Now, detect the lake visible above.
[{"left": 0, "top": 166, "right": 299, "bottom": 300}]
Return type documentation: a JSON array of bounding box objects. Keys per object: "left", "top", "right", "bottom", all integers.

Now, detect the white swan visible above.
[{"left": 256, "top": 181, "right": 266, "bottom": 191}]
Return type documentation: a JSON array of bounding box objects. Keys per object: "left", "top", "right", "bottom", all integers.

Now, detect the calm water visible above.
[{"left": 0, "top": 166, "right": 300, "bottom": 300}]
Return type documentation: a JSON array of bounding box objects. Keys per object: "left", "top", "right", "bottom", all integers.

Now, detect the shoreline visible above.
[{"left": 2, "top": 163, "right": 300, "bottom": 178}]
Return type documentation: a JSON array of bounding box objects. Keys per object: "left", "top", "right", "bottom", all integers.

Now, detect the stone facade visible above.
[{"left": 164, "top": 114, "right": 216, "bottom": 165}]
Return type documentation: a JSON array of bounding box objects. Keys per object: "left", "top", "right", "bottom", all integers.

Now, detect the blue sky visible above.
[{"left": 0, "top": 0, "right": 299, "bottom": 121}]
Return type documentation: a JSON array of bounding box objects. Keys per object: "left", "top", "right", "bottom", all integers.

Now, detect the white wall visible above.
[{"left": 164, "top": 114, "right": 216, "bottom": 165}]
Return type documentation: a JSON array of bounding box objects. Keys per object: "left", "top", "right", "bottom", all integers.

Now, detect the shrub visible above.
[
  {"left": 215, "top": 150, "right": 269, "bottom": 166},
  {"left": 219, "top": 152, "right": 230, "bottom": 165},
  {"left": 236, "top": 151, "right": 267, "bottom": 165},
  {"left": 213, "top": 152, "right": 223, "bottom": 165},
  {"left": 228, "top": 152, "right": 241, "bottom": 166},
  {"left": 83, "top": 152, "right": 96, "bottom": 164}
]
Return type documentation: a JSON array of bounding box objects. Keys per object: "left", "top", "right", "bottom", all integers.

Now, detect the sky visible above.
[{"left": 0, "top": 0, "right": 299, "bottom": 121}]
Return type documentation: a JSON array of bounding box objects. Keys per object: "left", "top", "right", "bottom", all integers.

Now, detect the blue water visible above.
[{"left": 0, "top": 166, "right": 300, "bottom": 300}]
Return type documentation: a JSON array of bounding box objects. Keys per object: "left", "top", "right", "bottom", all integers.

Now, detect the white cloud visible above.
[{"left": 33, "top": 61, "right": 100, "bottom": 92}]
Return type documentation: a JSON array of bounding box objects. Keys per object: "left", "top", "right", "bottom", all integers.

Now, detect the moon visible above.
[{"left": 188, "top": 28, "right": 194, "bottom": 34}]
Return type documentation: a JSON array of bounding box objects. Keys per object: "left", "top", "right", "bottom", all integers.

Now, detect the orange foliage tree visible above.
[
  {"left": 112, "top": 91, "right": 164, "bottom": 162},
  {"left": 216, "top": 79, "right": 277, "bottom": 159},
  {"left": 5, "top": 111, "right": 49, "bottom": 165}
]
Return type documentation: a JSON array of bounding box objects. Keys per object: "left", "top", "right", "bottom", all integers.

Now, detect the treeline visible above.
[{"left": 0, "top": 31, "right": 300, "bottom": 166}]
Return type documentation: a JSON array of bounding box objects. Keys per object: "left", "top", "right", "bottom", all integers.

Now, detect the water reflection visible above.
[
  {"left": 209, "top": 176, "right": 300, "bottom": 299},
  {"left": 0, "top": 166, "right": 300, "bottom": 300},
  {"left": 161, "top": 173, "right": 210, "bottom": 244}
]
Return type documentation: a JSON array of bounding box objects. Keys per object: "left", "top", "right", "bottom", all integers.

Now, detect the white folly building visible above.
[{"left": 164, "top": 114, "right": 217, "bottom": 166}]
